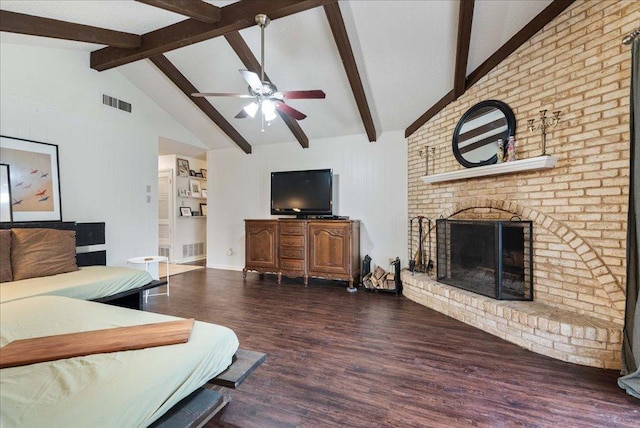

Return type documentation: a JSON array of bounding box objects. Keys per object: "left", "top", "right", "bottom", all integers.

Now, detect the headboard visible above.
[{"left": 0, "top": 222, "right": 106, "bottom": 266}]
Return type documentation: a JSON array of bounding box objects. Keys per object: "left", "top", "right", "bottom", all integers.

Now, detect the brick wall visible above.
[{"left": 407, "top": 0, "right": 639, "bottom": 333}]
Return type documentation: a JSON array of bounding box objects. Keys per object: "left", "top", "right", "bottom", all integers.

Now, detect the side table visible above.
[{"left": 127, "top": 256, "right": 170, "bottom": 303}]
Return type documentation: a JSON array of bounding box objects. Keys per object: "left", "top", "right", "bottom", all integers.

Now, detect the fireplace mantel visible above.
[{"left": 421, "top": 155, "right": 558, "bottom": 184}]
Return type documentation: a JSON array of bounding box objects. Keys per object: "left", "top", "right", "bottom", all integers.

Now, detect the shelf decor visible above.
[
  {"left": 189, "top": 179, "right": 201, "bottom": 197},
  {"left": 177, "top": 158, "right": 190, "bottom": 177},
  {"left": 0, "top": 136, "right": 62, "bottom": 222}
]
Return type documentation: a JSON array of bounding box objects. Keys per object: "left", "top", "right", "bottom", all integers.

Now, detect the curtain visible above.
[{"left": 619, "top": 37, "right": 640, "bottom": 398}]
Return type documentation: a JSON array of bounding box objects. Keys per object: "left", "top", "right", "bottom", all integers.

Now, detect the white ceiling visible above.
[{"left": 0, "top": 0, "right": 553, "bottom": 153}]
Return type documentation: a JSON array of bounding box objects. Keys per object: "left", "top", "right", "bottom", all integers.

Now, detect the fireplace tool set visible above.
[{"left": 409, "top": 216, "right": 434, "bottom": 274}]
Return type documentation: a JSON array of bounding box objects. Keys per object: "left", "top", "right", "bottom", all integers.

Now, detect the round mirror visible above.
[{"left": 452, "top": 100, "right": 516, "bottom": 168}]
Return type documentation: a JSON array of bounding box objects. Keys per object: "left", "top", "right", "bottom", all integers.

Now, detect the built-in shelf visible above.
[{"left": 421, "top": 155, "right": 558, "bottom": 184}]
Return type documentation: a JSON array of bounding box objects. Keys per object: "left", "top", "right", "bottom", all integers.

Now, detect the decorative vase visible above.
[
  {"left": 506, "top": 136, "right": 516, "bottom": 162},
  {"left": 497, "top": 139, "right": 505, "bottom": 163}
]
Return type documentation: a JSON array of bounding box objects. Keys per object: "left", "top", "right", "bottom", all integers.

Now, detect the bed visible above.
[
  {"left": 0, "top": 295, "right": 240, "bottom": 427},
  {"left": 0, "top": 265, "right": 153, "bottom": 304},
  {"left": 0, "top": 222, "right": 166, "bottom": 309}
]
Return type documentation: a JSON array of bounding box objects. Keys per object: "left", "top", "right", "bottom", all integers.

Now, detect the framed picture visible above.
[
  {"left": 180, "top": 206, "right": 192, "bottom": 217},
  {"left": 177, "top": 158, "right": 190, "bottom": 177},
  {"left": 201, "top": 189, "right": 207, "bottom": 198},
  {"left": 200, "top": 203, "right": 207, "bottom": 216},
  {"left": 0, "top": 136, "right": 62, "bottom": 222},
  {"left": 200, "top": 169, "right": 207, "bottom": 178},
  {"left": 194, "top": 172, "right": 203, "bottom": 178},
  {"left": 189, "top": 179, "right": 201, "bottom": 197},
  {"left": 189, "top": 169, "right": 196, "bottom": 177},
  {"left": 177, "top": 187, "right": 187, "bottom": 197},
  {"left": 0, "top": 163, "right": 13, "bottom": 222}
]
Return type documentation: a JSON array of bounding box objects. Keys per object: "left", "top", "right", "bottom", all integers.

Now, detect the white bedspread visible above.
[
  {"left": 0, "top": 296, "right": 239, "bottom": 427},
  {"left": 0, "top": 266, "right": 153, "bottom": 303}
]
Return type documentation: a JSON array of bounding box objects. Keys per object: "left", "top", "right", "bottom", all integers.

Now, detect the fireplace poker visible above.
[
  {"left": 409, "top": 217, "right": 416, "bottom": 274},
  {"left": 426, "top": 218, "right": 433, "bottom": 273}
]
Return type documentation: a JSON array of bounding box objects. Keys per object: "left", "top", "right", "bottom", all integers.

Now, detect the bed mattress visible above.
[
  {"left": 0, "top": 265, "right": 153, "bottom": 303},
  {"left": 0, "top": 295, "right": 239, "bottom": 427}
]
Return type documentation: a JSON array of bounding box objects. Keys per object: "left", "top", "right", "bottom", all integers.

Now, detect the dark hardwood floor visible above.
[{"left": 146, "top": 269, "right": 639, "bottom": 427}]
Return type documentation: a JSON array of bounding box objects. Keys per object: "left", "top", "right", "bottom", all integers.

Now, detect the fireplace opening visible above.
[{"left": 436, "top": 219, "right": 533, "bottom": 300}]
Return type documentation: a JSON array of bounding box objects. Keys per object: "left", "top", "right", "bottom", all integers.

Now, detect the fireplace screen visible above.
[{"left": 436, "top": 219, "right": 533, "bottom": 300}]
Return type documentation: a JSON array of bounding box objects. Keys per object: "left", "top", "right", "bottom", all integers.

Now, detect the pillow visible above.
[
  {"left": 11, "top": 228, "right": 78, "bottom": 281},
  {"left": 0, "top": 229, "right": 12, "bottom": 282}
]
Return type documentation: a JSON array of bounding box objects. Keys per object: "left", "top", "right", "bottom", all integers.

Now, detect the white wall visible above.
[
  {"left": 206, "top": 130, "right": 408, "bottom": 272},
  {"left": 0, "top": 43, "right": 203, "bottom": 266}
]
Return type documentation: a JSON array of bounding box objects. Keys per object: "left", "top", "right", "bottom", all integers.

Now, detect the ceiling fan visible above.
[{"left": 191, "top": 14, "right": 326, "bottom": 128}]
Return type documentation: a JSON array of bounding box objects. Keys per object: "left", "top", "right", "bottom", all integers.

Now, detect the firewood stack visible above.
[{"left": 362, "top": 266, "right": 396, "bottom": 291}]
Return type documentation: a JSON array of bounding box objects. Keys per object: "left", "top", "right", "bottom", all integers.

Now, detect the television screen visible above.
[{"left": 271, "top": 169, "right": 333, "bottom": 216}]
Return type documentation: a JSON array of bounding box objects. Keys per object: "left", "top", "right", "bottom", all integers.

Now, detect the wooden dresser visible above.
[{"left": 244, "top": 219, "right": 360, "bottom": 287}]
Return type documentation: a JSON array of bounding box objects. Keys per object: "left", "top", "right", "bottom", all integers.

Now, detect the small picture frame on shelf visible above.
[
  {"left": 177, "top": 158, "right": 190, "bottom": 177},
  {"left": 200, "top": 169, "right": 207, "bottom": 178},
  {"left": 180, "top": 206, "right": 192, "bottom": 217},
  {"left": 189, "top": 179, "right": 201, "bottom": 197},
  {"left": 177, "top": 187, "right": 187, "bottom": 197},
  {"left": 200, "top": 203, "right": 207, "bottom": 216},
  {"left": 189, "top": 169, "right": 196, "bottom": 177},
  {"left": 194, "top": 172, "right": 203, "bottom": 178},
  {"left": 201, "top": 189, "right": 207, "bottom": 198},
  {"left": 192, "top": 211, "right": 200, "bottom": 216}
]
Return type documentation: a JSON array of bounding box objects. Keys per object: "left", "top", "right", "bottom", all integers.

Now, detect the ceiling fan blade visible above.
[
  {"left": 275, "top": 102, "right": 307, "bottom": 121},
  {"left": 191, "top": 92, "right": 254, "bottom": 98},
  {"left": 235, "top": 109, "right": 249, "bottom": 119},
  {"left": 239, "top": 69, "right": 263, "bottom": 92},
  {"left": 280, "top": 90, "right": 326, "bottom": 100}
]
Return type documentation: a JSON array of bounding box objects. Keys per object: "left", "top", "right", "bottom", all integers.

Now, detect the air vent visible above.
[
  {"left": 182, "top": 242, "right": 205, "bottom": 258},
  {"left": 102, "top": 94, "right": 132, "bottom": 113}
]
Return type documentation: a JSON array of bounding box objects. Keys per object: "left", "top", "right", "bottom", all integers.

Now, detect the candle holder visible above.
[
  {"left": 527, "top": 109, "right": 560, "bottom": 156},
  {"left": 419, "top": 146, "right": 430, "bottom": 175}
]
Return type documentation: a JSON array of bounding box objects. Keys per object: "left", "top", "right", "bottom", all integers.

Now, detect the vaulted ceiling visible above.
[{"left": 0, "top": 0, "right": 573, "bottom": 154}]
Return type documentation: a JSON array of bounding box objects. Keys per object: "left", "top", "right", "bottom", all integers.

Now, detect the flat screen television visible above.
[{"left": 271, "top": 169, "right": 333, "bottom": 217}]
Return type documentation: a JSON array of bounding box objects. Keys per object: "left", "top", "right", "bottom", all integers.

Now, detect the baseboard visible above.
[{"left": 205, "top": 264, "right": 243, "bottom": 272}]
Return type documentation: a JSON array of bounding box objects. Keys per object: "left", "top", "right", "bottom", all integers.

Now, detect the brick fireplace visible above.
[
  {"left": 404, "top": 0, "right": 637, "bottom": 369},
  {"left": 436, "top": 219, "right": 533, "bottom": 301}
]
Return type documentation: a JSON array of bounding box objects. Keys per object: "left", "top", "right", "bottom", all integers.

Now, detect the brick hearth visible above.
[{"left": 402, "top": 272, "right": 622, "bottom": 369}]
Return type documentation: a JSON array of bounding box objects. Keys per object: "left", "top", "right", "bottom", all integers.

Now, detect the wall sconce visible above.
[{"left": 527, "top": 109, "right": 560, "bottom": 156}]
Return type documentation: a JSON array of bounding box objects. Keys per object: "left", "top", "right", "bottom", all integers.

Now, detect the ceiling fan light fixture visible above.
[
  {"left": 262, "top": 99, "right": 277, "bottom": 122},
  {"left": 244, "top": 102, "right": 259, "bottom": 118}
]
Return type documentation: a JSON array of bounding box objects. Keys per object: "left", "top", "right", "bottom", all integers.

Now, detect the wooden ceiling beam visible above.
[
  {"left": 134, "top": 0, "right": 221, "bottom": 24},
  {"left": 323, "top": 2, "right": 377, "bottom": 142},
  {"left": 149, "top": 54, "right": 252, "bottom": 154},
  {"left": 453, "top": 0, "right": 475, "bottom": 99},
  {"left": 225, "top": 31, "right": 309, "bottom": 149},
  {"left": 91, "top": 0, "right": 334, "bottom": 72},
  {"left": 405, "top": 0, "right": 575, "bottom": 138},
  {"left": 0, "top": 10, "right": 141, "bottom": 49}
]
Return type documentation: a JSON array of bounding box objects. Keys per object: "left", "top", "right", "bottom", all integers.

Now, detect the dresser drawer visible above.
[
  {"left": 280, "top": 235, "right": 304, "bottom": 247},
  {"left": 280, "top": 247, "right": 304, "bottom": 259},
  {"left": 279, "top": 259, "right": 304, "bottom": 270},
  {"left": 279, "top": 223, "right": 305, "bottom": 236}
]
